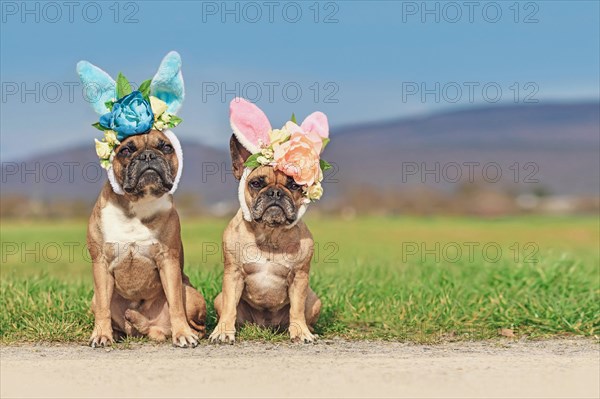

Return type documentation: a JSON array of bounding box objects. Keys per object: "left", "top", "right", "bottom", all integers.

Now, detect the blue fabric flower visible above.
[{"left": 99, "top": 91, "right": 154, "bottom": 141}]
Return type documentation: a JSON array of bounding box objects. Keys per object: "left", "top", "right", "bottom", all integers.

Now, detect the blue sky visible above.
[{"left": 1, "top": 0, "right": 599, "bottom": 160}]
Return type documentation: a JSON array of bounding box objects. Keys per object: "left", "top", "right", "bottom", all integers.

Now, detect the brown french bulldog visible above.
[
  {"left": 209, "top": 136, "right": 321, "bottom": 344},
  {"left": 87, "top": 130, "right": 206, "bottom": 348}
]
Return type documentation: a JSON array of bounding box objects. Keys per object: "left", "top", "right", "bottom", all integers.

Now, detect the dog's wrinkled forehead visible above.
[
  {"left": 245, "top": 166, "right": 305, "bottom": 202},
  {"left": 247, "top": 166, "right": 289, "bottom": 186},
  {"left": 117, "top": 130, "right": 172, "bottom": 153}
]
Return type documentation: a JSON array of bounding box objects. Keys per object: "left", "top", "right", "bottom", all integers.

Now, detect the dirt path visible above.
[{"left": 1, "top": 339, "right": 598, "bottom": 398}]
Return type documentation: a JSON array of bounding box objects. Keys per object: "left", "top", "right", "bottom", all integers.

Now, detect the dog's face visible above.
[
  {"left": 230, "top": 135, "right": 305, "bottom": 227},
  {"left": 112, "top": 130, "right": 179, "bottom": 199},
  {"left": 245, "top": 167, "right": 305, "bottom": 226}
]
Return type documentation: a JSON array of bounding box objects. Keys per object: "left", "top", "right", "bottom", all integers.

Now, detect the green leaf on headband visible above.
[
  {"left": 138, "top": 79, "right": 152, "bottom": 98},
  {"left": 116, "top": 73, "right": 132, "bottom": 98},
  {"left": 104, "top": 100, "right": 115, "bottom": 111},
  {"left": 92, "top": 122, "right": 109, "bottom": 131},
  {"left": 168, "top": 115, "right": 183, "bottom": 128},
  {"left": 244, "top": 153, "right": 262, "bottom": 168},
  {"left": 320, "top": 159, "right": 332, "bottom": 172},
  {"left": 290, "top": 113, "right": 297, "bottom": 124},
  {"left": 99, "top": 159, "right": 111, "bottom": 170},
  {"left": 321, "top": 138, "right": 330, "bottom": 151}
]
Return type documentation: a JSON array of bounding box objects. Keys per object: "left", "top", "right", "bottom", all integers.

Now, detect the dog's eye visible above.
[
  {"left": 118, "top": 147, "right": 131, "bottom": 157},
  {"left": 249, "top": 180, "right": 263, "bottom": 189},
  {"left": 162, "top": 144, "right": 173, "bottom": 153},
  {"left": 288, "top": 182, "right": 302, "bottom": 191}
]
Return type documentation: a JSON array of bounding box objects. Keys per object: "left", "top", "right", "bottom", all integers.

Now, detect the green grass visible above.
[{"left": 1, "top": 216, "right": 599, "bottom": 344}]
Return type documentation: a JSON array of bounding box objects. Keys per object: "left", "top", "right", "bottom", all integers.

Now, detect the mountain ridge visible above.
[{"left": 2, "top": 101, "right": 598, "bottom": 204}]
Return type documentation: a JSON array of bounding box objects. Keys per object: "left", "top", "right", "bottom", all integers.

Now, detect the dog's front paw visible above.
[
  {"left": 172, "top": 326, "right": 199, "bottom": 348},
  {"left": 289, "top": 323, "right": 316, "bottom": 344},
  {"left": 209, "top": 322, "right": 236, "bottom": 344},
  {"left": 89, "top": 326, "right": 114, "bottom": 348}
]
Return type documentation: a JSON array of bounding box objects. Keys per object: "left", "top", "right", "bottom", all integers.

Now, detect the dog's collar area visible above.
[
  {"left": 238, "top": 167, "right": 308, "bottom": 228},
  {"left": 107, "top": 129, "right": 183, "bottom": 196}
]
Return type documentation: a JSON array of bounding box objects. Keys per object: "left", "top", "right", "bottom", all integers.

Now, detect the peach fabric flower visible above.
[
  {"left": 284, "top": 122, "right": 324, "bottom": 154},
  {"left": 273, "top": 131, "right": 321, "bottom": 186}
]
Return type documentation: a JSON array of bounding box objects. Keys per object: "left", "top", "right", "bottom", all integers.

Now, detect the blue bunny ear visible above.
[
  {"left": 150, "top": 51, "right": 184, "bottom": 114},
  {"left": 76, "top": 61, "right": 116, "bottom": 115}
]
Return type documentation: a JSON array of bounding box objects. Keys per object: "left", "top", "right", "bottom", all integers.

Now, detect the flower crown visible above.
[
  {"left": 77, "top": 51, "right": 185, "bottom": 170},
  {"left": 93, "top": 77, "right": 182, "bottom": 169},
  {"left": 230, "top": 98, "right": 331, "bottom": 201}
]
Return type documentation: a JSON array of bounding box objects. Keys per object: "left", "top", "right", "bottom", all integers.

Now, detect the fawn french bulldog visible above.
[
  {"left": 78, "top": 52, "right": 206, "bottom": 348},
  {"left": 210, "top": 98, "right": 331, "bottom": 344}
]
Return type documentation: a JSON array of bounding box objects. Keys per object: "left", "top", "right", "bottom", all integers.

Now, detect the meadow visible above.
[{"left": 1, "top": 216, "right": 598, "bottom": 344}]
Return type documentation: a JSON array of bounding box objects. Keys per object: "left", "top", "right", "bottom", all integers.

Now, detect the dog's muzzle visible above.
[
  {"left": 122, "top": 151, "right": 173, "bottom": 193},
  {"left": 251, "top": 187, "right": 297, "bottom": 225}
]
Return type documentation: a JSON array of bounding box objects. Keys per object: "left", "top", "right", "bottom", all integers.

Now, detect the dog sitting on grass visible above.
[{"left": 210, "top": 98, "right": 331, "bottom": 344}]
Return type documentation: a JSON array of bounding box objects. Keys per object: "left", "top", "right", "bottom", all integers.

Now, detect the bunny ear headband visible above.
[
  {"left": 230, "top": 97, "right": 332, "bottom": 221},
  {"left": 76, "top": 51, "right": 185, "bottom": 195}
]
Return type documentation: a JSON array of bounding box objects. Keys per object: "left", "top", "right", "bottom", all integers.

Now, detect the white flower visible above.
[
  {"left": 103, "top": 130, "right": 119, "bottom": 146},
  {"left": 257, "top": 156, "right": 270, "bottom": 165},
  {"left": 307, "top": 182, "right": 323, "bottom": 200},
  {"left": 150, "top": 96, "right": 168, "bottom": 119},
  {"left": 154, "top": 120, "right": 165, "bottom": 131},
  {"left": 95, "top": 139, "right": 112, "bottom": 159},
  {"left": 261, "top": 148, "right": 274, "bottom": 159},
  {"left": 269, "top": 127, "right": 290, "bottom": 146}
]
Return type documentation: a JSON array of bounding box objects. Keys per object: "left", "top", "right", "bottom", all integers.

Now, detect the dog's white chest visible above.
[
  {"left": 101, "top": 202, "right": 156, "bottom": 245},
  {"left": 100, "top": 197, "right": 172, "bottom": 272}
]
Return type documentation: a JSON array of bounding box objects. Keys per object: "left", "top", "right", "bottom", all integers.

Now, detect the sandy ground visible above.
[{"left": 1, "top": 339, "right": 598, "bottom": 399}]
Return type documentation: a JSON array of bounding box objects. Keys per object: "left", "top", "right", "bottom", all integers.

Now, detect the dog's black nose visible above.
[
  {"left": 137, "top": 150, "right": 156, "bottom": 162},
  {"left": 266, "top": 187, "right": 282, "bottom": 199}
]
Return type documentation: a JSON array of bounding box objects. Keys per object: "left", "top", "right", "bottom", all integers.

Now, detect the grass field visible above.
[{"left": 1, "top": 216, "right": 598, "bottom": 344}]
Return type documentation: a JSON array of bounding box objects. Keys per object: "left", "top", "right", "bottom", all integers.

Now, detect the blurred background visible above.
[{"left": 1, "top": 0, "right": 599, "bottom": 218}]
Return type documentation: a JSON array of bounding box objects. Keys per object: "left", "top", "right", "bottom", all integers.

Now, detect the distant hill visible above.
[
  {"left": 2, "top": 102, "right": 599, "bottom": 208},
  {"left": 325, "top": 102, "right": 599, "bottom": 197},
  {"left": 0, "top": 141, "right": 234, "bottom": 205}
]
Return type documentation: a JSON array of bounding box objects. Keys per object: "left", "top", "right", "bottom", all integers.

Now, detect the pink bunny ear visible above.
[
  {"left": 301, "top": 112, "right": 329, "bottom": 138},
  {"left": 230, "top": 98, "right": 272, "bottom": 154}
]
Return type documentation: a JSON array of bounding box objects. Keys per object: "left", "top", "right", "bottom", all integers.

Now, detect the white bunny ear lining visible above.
[
  {"left": 163, "top": 129, "right": 184, "bottom": 194},
  {"left": 106, "top": 129, "right": 183, "bottom": 196},
  {"left": 77, "top": 51, "right": 185, "bottom": 196}
]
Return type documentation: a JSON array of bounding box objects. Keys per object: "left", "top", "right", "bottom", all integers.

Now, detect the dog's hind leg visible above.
[
  {"left": 124, "top": 308, "right": 168, "bottom": 342},
  {"left": 109, "top": 292, "right": 133, "bottom": 338}
]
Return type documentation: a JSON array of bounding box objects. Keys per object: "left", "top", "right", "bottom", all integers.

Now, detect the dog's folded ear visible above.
[{"left": 230, "top": 134, "right": 252, "bottom": 180}]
